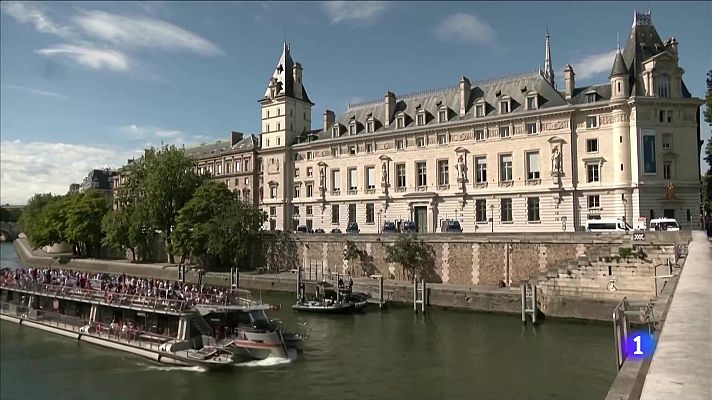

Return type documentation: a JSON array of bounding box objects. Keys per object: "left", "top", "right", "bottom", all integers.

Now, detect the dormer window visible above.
[
  {"left": 475, "top": 102, "right": 485, "bottom": 118},
  {"left": 367, "top": 119, "right": 375, "bottom": 133},
  {"left": 332, "top": 125, "right": 340, "bottom": 138},
  {"left": 396, "top": 113, "right": 405, "bottom": 129},
  {"left": 526, "top": 94, "right": 538, "bottom": 110},
  {"left": 438, "top": 108, "right": 448, "bottom": 123},
  {"left": 416, "top": 112, "right": 425, "bottom": 126},
  {"left": 349, "top": 122, "right": 357, "bottom": 135},
  {"left": 499, "top": 98, "right": 511, "bottom": 114},
  {"left": 586, "top": 92, "right": 598, "bottom": 103},
  {"left": 657, "top": 74, "right": 670, "bottom": 98}
]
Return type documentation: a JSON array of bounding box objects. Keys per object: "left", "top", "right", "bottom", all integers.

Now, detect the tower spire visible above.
[{"left": 544, "top": 29, "right": 555, "bottom": 88}]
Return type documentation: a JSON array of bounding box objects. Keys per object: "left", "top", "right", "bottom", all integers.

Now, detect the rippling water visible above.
[{"left": 1, "top": 242, "right": 616, "bottom": 400}]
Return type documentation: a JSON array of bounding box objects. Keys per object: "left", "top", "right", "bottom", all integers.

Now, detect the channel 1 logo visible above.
[{"left": 625, "top": 330, "right": 656, "bottom": 359}]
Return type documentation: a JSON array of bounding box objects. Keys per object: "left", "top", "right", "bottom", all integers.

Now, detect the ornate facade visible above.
[{"left": 193, "top": 12, "right": 703, "bottom": 233}]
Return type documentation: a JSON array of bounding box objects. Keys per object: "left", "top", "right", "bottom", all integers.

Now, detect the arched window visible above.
[{"left": 657, "top": 74, "right": 670, "bottom": 98}]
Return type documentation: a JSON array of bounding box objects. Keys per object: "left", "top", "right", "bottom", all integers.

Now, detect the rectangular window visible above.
[
  {"left": 295, "top": 168, "right": 300, "bottom": 178},
  {"left": 526, "top": 123, "right": 538, "bottom": 135},
  {"left": 501, "top": 198, "right": 513, "bottom": 222},
  {"left": 331, "top": 146, "right": 341, "bottom": 157},
  {"left": 664, "top": 209, "right": 675, "bottom": 219},
  {"left": 294, "top": 153, "right": 300, "bottom": 161},
  {"left": 349, "top": 124, "right": 356, "bottom": 135},
  {"left": 499, "top": 154, "right": 513, "bottom": 181},
  {"left": 643, "top": 133, "right": 656, "bottom": 174},
  {"left": 293, "top": 206, "right": 299, "bottom": 216},
  {"left": 499, "top": 101, "right": 510, "bottom": 114},
  {"left": 438, "top": 134, "right": 447, "bottom": 145},
  {"left": 348, "top": 204, "right": 356, "bottom": 223},
  {"left": 396, "top": 139, "right": 405, "bottom": 150},
  {"left": 366, "top": 203, "right": 375, "bottom": 223},
  {"left": 475, "top": 129, "right": 486, "bottom": 141},
  {"left": 348, "top": 168, "right": 358, "bottom": 191},
  {"left": 244, "top": 158, "right": 250, "bottom": 171},
  {"left": 586, "top": 116, "right": 598, "bottom": 128},
  {"left": 475, "top": 199, "right": 487, "bottom": 222},
  {"left": 657, "top": 75, "right": 670, "bottom": 98},
  {"left": 586, "top": 138, "right": 599, "bottom": 153},
  {"left": 663, "top": 161, "right": 672, "bottom": 180},
  {"left": 526, "top": 96, "right": 537, "bottom": 110},
  {"left": 662, "top": 134, "right": 672, "bottom": 150},
  {"left": 307, "top": 167, "right": 313, "bottom": 177},
  {"left": 499, "top": 126, "right": 510, "bottom": 138},
  {"left": 475, "top": 104, "right": 485, "bottom": 117},
  {"left": 526, "top": 152, "right": 540, "bottom": 180},
  {"left": 587, "top": 195, "right": 600, "bottom": 208},
  {"left": 349, "top": 145, "right": 357, "bottom": 155},
  {"left": 270, "top": 186, "right": 276, "bottom": 199},
  {"left": 234, "top": 161, "right": 240, "bottom": 172},
  {"left": 331, "top": 205, "right": 339, "bottom": 224},
  {"left": 396, "top": 117, "right": 405, "bottom": 129},
  {"left": 306, "top": 151, "right": 314, "bottom": 160},
  {"left": 332, "top": 126, "right": 339, "bottom": 138},
  {"left": 416, "top": 162, "right": 427, "bottom": 187},
  {"left": 438, "top": 110, "right": 447, "bottom": 123},
  {"left": 269, "top": 207, "right": 276, "bottom": 217},
  {"left": 586, "top": 93, "right": 597, "bottom": 103},
  {"left": 527, "top": 197, "right": 540, "bottom": 222},
  {"left": 331, "top": 169, "right": 341, "bottom": 192},
  {"left": 438, "top": 160, "right": 449, "bottom": 185},
  {"left": 475, "top": 157, "right": 487, "bottom": 183},
  {"left": 367, "top": 120, "right": 374, "bottom": 133},
  {"left": 366, "top": 143, "right": 374, "bottom": 153},
  {"left": 586, "top": 164, "right": 600, "bottom": 183},
  {"left": 417, "top": 113, "right": 425, "bottom": 126},
  {"left": 366, "top": 167, "right": 375, "bottom": 189},
  {"left": 306, "top": 206, "right": 313, "bottom": 216},
  {"left": 294, "top": 186, "right": 300, "bottom": 198},
  {"left": 225, "top": 163, "right": 231, "bottom": 174},
  {"left": 245, "top": 178, "right": 249, "bottom": 185},
  {"left": 396, "top": 164, "right": 406, "bottom": 188},
  {"left": 306, "top": 184, "right": 313, "bottom": 198},
  {"left": 416, "top": 137, "right": 426, "bottom": 147}
]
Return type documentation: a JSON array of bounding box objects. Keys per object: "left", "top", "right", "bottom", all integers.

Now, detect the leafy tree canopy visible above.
[{"left": 385, "top": 234, "right": 438, "bottom": 282}]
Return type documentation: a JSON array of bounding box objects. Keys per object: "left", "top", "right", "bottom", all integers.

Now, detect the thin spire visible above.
[
  {"left": 617, "top": 32, "right": 620, "bottom": 51},
  {"left": 544, "top": 29, "right": 555, "bottom": 88}
]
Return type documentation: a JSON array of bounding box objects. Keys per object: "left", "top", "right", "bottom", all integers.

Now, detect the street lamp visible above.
[
  {"left": 489, "top": 204, "right": 495, "bottom": 233},
  {"left": 561, "top": 216, "right": 567, "bottom": 232}
]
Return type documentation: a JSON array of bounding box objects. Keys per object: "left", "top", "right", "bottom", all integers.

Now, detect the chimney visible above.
[
  {"left": 231, "top": 131, "right": 244, "bottom": 146},
  {"left": 564, "top": 64, "right": 575, "bottom": 99},
  {"left": 459, "top": 76, "right": 471, "bottom": 117},
  {"left": 323, "top": 110, "right": 335, "bottom": 132},
  {"left": 293, "top": 62, "right": 303, "bottom": 100},
  {"left": 385, "top": 91, "right": 396, "bottom": 126}
]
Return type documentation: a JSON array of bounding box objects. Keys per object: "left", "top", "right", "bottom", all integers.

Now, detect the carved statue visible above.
[
  {"left": 268, "top": 78, "right": 277, "bottom": 100},
  {"left": 551, "top": 146, "right": 562, "bottom": 173},
  {"left": 665, "top": 181, "right": 676, "bottom": 200},
  {"left": 319, "top": 167, "right": 326, "bottom": 189},
  {"left": 456, "top": 155, "right": 465, "bottom": 179},
  {"left": 381, "top": 163, "right": 388, "bottom": 183}
]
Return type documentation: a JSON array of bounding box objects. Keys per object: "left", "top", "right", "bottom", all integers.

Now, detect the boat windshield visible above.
[{"left": 249, "top": 310, "right": 270, "bottom": 330}]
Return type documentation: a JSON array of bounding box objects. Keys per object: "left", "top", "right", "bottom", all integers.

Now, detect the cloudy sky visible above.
[{"left": 1, "top": 1, "right": 710, "bottom": 204}]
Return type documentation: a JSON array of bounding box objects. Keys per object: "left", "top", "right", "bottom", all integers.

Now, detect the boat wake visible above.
[
  {"left": 235, "top": 349, "right": 298, "bottom": 367},
  {"left": 144, "top": 365, "right": 207, "bottom": 373}
]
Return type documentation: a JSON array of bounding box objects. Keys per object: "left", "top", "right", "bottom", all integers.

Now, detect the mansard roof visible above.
[
  {"left": 302, "top": 70, "right": 566, "bottom": 143},
  {"left": 261, "top": 42, "right": 312, "bottom": 104},
  {"left": 184, "top": 134, "right": 257, "bottom": 160},
  {"left": 567, "top": 84, "right": 612, "bottom": 105},
  {"left": 610, "top": 50, "right": 629, "bottom": 77}
]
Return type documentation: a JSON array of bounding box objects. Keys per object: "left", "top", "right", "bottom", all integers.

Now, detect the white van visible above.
[
  {"left": 649, "top": 218, "right": 680, "bottom": 231},
  {"left": 585, "top": 218, "right": 632, "bottom": 232}
]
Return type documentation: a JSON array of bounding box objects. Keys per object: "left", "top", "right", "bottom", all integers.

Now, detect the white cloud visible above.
[
  {"left": 322, "top": 1, "right": 388, "bottom": 25},
  {"left": 0, "top": 140, "right": 136, "bottom": 205},
  {"left": 6, "top": 85, "right": 69, "bottom": 100},
  {"left": 36, "top": 44, "right": 129, "bottom": 72},
  {"left": 434, "top": 13, "right": 495, "bottom": 45},
  {"left": 73, "top": 10, "right": 222, "bottom": 56},
  {"left": 0, "top": 1, "right": 73, "bottom": 38},
  {"left": 570, "top": 49, "right": 618, "bottom": 80},
  {"left": 118, "top": 124, "right": 191, "bottom": 145}
]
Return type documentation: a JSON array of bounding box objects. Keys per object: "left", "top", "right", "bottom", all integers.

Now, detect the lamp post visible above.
[
  {"left": 621, "top": 194, "right": 628, "bottom": 229},
  {"left": 377, "top": 209, "right": 382, "bottom": 233},
  {"left": 489, "top": 204, "right": 495, "bottom": 233},
  {"left": 561, "top": 216, "right": 567, "bottom": 232}
]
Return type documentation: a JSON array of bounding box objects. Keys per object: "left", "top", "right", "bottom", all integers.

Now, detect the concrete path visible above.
[{"left": 639, "top": 231, "right": 712, "bottom": 400}]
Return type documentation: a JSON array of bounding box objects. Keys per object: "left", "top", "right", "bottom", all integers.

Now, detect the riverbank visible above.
[{"left": 12, "top": 237, "right": 634, "bottom": 321}]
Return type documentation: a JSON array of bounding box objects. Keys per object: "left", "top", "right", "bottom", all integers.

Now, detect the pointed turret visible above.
[
  {"left": 262, "top": 42, "right": 312, "bottom": 103},
  {"left": 610, "top": 49, "right": 628, "bottom": 78},
  {"left": 543, "top": 29, "right": 555, "bottom": 88}
]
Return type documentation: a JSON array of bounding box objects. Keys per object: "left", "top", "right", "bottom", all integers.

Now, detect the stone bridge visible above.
[{"left": 0, "top": 221, "right": 20, "bottom": 241}]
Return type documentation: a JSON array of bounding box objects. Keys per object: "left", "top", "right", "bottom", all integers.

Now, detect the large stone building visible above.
[{"left": 188, "top": 11, "right": 703, "bottom": 233}]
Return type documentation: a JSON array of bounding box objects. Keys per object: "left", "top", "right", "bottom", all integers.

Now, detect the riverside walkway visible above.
[{"left": 639, "top": 231, "right": 712, "bottom": 400}]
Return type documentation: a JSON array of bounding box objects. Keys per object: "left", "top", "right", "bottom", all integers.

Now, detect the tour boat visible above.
[
  {"left": 0, "top": 273, "right": 302, "bottom": 368},
  {"left": 292, "top": 281, "right": 371, "bottom": 313}
]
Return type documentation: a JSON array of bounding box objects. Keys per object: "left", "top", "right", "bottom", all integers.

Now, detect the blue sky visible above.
[{"left": 1, "top": 1, "right": 710, "bottom": 204}]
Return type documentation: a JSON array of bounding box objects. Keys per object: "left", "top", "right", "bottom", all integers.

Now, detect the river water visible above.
[{"left": 0, "top": 242, "right": 616, "bottom": 400}]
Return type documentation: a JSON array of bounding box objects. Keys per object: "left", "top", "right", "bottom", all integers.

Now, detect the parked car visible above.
[
  {"left": 649, "top": 218, "right": 680, "bottom": 231},
  {"left": 346, "top": 222, "right": 360, "bottom": 234},
  {"left": 295, "top": 225, "right": 309, "bottom": 233},
  {"left": 314, "top": 228, "right": 326, "bottom": 234},
  {"left": 330, "top": 228, "right": 342, "bottom": 234},
  {"left": 585, "top": 218, "right": 632, "bottom": 232},
  {"left": 443, "top": 220, "right": 463, "bottom": 233},
  {"left": 381, "top": 221, "right": 397, "bottom": 233},
  {"left": 402, "top": 220, "right": 417, "bottom": 233}
]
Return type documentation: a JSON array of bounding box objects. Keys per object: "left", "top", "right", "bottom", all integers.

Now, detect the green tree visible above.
[
  {"left": 20, "top": 193, "right": 68, "bottom": 248},
  {"left": 64, "top": 191, "right": 109, "bottom": 257},
  {"left": 384, "top": 234, "right": 438, "bottom": 282},
  {"left": 140, "top": 146, "right": 205, "bottom": 263},
  {"left": 173, "top": 181, "right": 266, "bottom": 271},
  {"left": 102, "top": 205, "right": 151, "bottom": 262},
  {"left": 343, "top": 240, "right": 365, "bottom": 276},
  {"left": 703, "top": 70, "right": 712, "bottom": 219},
  {"left": 0, "top": 207, "right": 22, "bottom": 222}
]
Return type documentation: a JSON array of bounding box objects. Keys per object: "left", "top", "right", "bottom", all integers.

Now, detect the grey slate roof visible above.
[
  {"left": 610, "top": 51, "right": 629, "bottom": 77},
  {"left": 184, "top": 134, "right": 257, "bottom": 159},
  {"left": 301, "top": 70, "right": 567, "bottom": 143},
  {"left": 566, "top": 84, "right": 612, "bottom": 105},
  {"left": 261, "top": 43, "right": 312, "bottom": 104}
]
